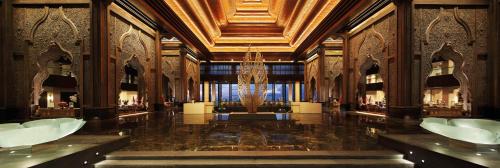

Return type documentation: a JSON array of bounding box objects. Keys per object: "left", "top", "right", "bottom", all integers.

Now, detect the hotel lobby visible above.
[{"left": 0, "top": 0, "right": 500, "bottom": 167}]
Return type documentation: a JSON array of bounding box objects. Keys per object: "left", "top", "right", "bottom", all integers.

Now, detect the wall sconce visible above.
[{"left": 47, "top": 92, "right": 54, "bottom": 102}]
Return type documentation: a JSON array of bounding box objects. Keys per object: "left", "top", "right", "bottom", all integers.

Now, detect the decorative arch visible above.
[
  {"left": 424, "top": 42, "right": 470, "bottom": 111},
  {"left": 357, "top": 55, "right": 382, "bottom": 99},
  {"left": 421, "top": 7, "right": 474, "bottom": 112},
  {"left": 117, "top": 25, "right": 149, "bottom": 106},
  {"left": 123, "top": 55, "right": 147, "bottom": 103},
  {"left": 306, "top": 56, "right": 320, "bottom": 101},
  {"left": 425, "top": 7, "right": 474, "bottom": 45},
  {"left": 185, "top": 59, "right": 199, "bottom": 101},
  {"left": 356, "top": 25, "right": 387, "bottom": 97},
  {"left": 32, "top": 41, "right": 75, "bottom": 105},
  {"left": 358, "top": 25, "right": 387, "bottom": 86},
  {"left": 28, "top": 6, "right": 81, "bottom": 45},
  {"left": 162, "top": 60, "right": 175, "bottom": 92}
]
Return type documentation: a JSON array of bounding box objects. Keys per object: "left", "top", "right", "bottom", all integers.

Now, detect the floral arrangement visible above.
[{"left": 58, "top": 101, "right": 69, "bottom": 108}]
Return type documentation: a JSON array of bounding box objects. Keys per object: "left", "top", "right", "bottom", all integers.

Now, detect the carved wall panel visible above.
[
  {"left": 324, "top": 56, "right": 343, "bottom": 98},
  {"left": 110, "top": 7, "right": 157, "bottom": 109},
  {"left": 348, "top": 12, "right": 396, "bottom": 107},
  {"left": 11, "top": 4, "right": 90, "bottom": 112},
  {"left": 305, "top": 57, "right": 320, "bottom": 101},
  {"left": 184, "top": 56, "right": 200, "bottom": 101},
  {"left": 414, "top": 6, "right": 489, "bottom": 113},
  {"left": 162, "top": 56, "right": 181, "bottom": 99}
]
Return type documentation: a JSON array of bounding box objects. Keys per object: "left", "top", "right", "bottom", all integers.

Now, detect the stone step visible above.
[
  {"left": 105, "top": 150, "right": 404, "bottom": 160},
  {"left": 95, "top": 158, "right": 414, "bottom": 168}
]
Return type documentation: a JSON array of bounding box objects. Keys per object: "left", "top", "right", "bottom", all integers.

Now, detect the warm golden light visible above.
[{"left": 164, "top": 0, "right": 340, "bottom": 52}]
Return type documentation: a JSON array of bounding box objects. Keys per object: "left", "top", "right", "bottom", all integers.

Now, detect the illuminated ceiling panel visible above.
[{"left": 164, "top": 0, "right": 340, "bottom": 52}]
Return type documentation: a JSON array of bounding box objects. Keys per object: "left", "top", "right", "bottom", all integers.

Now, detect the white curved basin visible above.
[
  {"left": 420, "top": 117, "right": 500, "bottom": 145},
  {"left": 0, "top": 118, "right": 85, "bottom": 148}
]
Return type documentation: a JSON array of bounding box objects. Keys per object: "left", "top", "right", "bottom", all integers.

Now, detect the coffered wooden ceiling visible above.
[{"left": 164, "top": 0, "right": 340, "bottom": 53}]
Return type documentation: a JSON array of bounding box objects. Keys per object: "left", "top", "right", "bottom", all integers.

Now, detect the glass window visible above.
[
  {"left": 215, "top": 83, "right": 219, "bottom": 103},
  {"left": 266, "top": 84, "right": 273, "bottom": 101},
  {"left": 275, "top": 83, "right": 282, "bottom": 102},
  {"left": 221, "top": 84, "right": 230, "bottom": 102},
  {"left": 231, "top": 84, "right": 239, "bottom": 102}
]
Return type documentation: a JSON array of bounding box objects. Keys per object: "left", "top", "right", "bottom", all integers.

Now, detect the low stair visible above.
[{"left": 95, "top": 150, "right": 413, "bottom": 168}]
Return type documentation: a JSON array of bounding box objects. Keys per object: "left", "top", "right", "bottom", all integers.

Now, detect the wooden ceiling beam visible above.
[
  {"left": 292, "top": 0, "right": 370, "bottom": 59},
  {"left": 137, "top": 0, "right": 212, "bottom": 59}
]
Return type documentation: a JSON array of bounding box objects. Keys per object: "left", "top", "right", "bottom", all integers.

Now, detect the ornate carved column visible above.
[
  {"left": 179, "top": 46, "right": 187, "bottom": 102},
  {"left": 0, "top": 0, "right": 7, "bottom": 119},
  {"left": 87, "top": 0, "right": 115, "bottom": 119},
  {"left": 318, "top": 45, "right": 327, "bottom": 102},
  {"left": 341, "top": 33, "right": 352, "bottom": 109},
  {"left": 387, "top": 0, "right": 421, "bottom": 120},
  {"left": 489, "top": 0, "right": 500, "bottom": 118},
  {"left": 154, "top": 30, "right": 163, "bottom": 111}
]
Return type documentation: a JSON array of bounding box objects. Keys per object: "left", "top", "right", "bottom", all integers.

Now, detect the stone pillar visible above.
[
  {"left": 211, "top": 82, "right": 216, "bottom": 102},
  {"left": 295, "top": 81, "right": 301, "bottom": 102},
  {"left": 204, "top": 81, "right": 209, "bottom": 102}
]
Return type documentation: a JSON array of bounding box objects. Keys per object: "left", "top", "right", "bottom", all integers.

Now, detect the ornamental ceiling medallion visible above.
[
  {"left": 164, "top": 0, "right": 340, "bottom": 52},
  {"left": 237, "top": 45, "right": 268, "bottom": 113}
]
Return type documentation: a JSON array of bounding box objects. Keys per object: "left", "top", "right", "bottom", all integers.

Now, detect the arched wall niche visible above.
[
  {"left": 162, "top": 60, "right": 175, "bottom": 100},
  {"left": 356, "top": 26, "right": 387, "bottom": 94},
  {"left": 346, "top": 9, "right": 396, "bottom": 107},
  {"left": 184, "top": 57, "right": 200, "bottom": 102},
  {"left": 326, "top": 56, "right": 343, "bottom": 99},
  {"left": 116, "top": 24, "right": 151, "bottom": 109},
  {"left": 122, "top": 55, "right": 147, "bottom": 104},
  {"left": 305, "top": 56, "right": 320, "bottom": 102},
  {"left": 354, "top": 25, "right": 388, "bottom": 111},
  {"left": 417, "top": 7, "right": 483, "bottom": 114},
  {"left": 22, "top": 6, "right": 87, "bottom": 115},
  {"left": 32, "top": 42, "right": 77, "bottom": 106}
]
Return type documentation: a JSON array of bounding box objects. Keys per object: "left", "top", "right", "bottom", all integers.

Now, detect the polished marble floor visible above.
[
  {"left": 78, "top": 113, "right": 424, "bottom": 151},
  {"left": 79, "top": 112, "right": 421, "bottom": 151}
]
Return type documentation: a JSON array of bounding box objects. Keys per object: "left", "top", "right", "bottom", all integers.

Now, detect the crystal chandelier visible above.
[{"left": 237, "top": 46, "right": 268, "bottom": 113}]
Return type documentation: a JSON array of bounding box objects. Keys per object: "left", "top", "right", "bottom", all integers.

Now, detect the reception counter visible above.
[
  {"left": 291, "top": 102, "right": 322, "bottom": 113},
  {"left": 183, "top": 102, "right": 214, "bottom": 114}
]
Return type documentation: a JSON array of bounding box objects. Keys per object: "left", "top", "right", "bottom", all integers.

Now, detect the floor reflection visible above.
[{"left": 99, "top": 113, "right": 391, "bottom": 151}]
